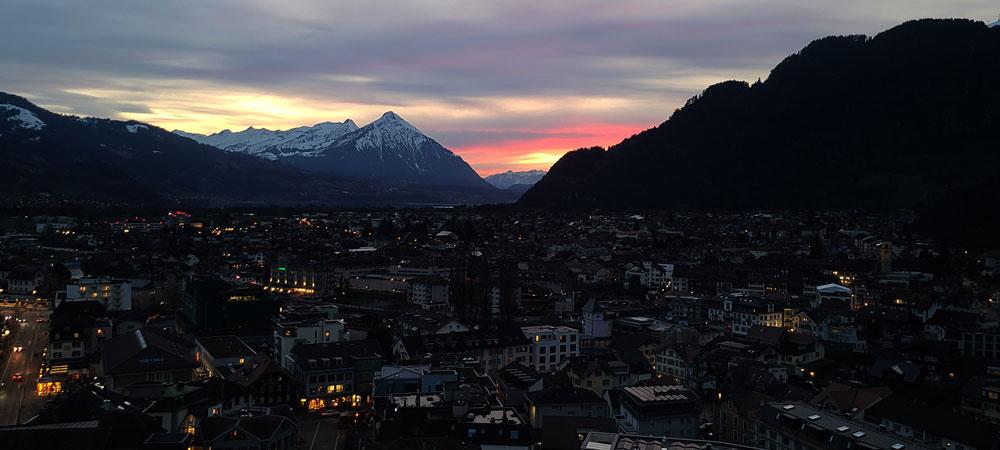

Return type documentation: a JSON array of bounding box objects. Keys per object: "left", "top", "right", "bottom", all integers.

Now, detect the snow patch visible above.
[
  {"left": 126, "top": 124, "right": 149, "bottom": 133},
  {"left": 0, "top": 104, "right": 45, "bottom": 130}
]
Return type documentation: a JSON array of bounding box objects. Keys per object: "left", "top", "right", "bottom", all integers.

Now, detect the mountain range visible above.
[
  {"left": 484, "top": 170, "right": 547, "bottom": 189},
  {"left": 176, "top": 112, "right": 488, "bottom": 188},
  {"left": 520, "top": 19, "right": 1000, "bottom": 243},
  {"left": 0, "top": 93, "right": 510, "bottom": 205}
]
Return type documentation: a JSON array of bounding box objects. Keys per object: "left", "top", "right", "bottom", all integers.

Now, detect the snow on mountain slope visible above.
[
  {"left": 175, "top": 119, "right": 358, "bottom": 160},
  {"left": 0, "top": 104, "right": 46, "bottom": 130},
  {"left": 484, "top": 169, "right": 547, "bottom": 189}
]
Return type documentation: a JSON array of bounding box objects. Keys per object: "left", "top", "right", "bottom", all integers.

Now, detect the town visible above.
[{"left": 0, "top": 207, "right": 996, "bottom": 450}]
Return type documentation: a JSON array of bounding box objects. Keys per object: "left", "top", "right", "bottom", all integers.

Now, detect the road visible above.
[
  {"left": 298, "top": 416, "right": 341, "bottom": 450},
  {"left": 0, "top": 304, "right": 49, "bottom": 425}
]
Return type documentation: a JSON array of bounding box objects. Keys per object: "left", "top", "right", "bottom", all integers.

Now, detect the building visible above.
[
  {"left": 285, "top": 339, "right": 382, "bottom": 411},
  {"left": 99, "top": 327, "right": 198, "bottom": 391},
  {"left": 705, "top": 294, "right": 783, "bottom": 336},
  {"left": 580, "top": 432, "right": 764, "bottom": 450},
  {"left": 960, "top": 376, "right": 1000, "bottom": 424},
  {"left": 62, "top": 277, "right": 133, "bottom": 311},
  {"left": 522, "top": 325, "right": 581, "bottom": 373},
  {"left": 266, "top": 265, "right": 332, "bottom": 296},
  {"left": 221, "top": 354, "right": 299, "bottom": 407},
  {"left": 582, "top": 298, "right": 612, "bottom": 340},
  {"left": 183, "top": 277, "right": 277, "bottom": 337},
  {"left": 624, "top": 262, "right": 674, "bottom": 290},
  {"left": 498, "top": 362, "right": 543, "bottom": 407},
  {"left": 567, "top": 357, "right": 631, "bottom": 397},
  {"left": 394, "top": 327, "right": 530, "bottom": 374},
  {"left": 461, "top": 408, "right": 535, "bottom": 450},
  {"left": 756, "top": 402, "right": 935, "bottom": 450},
  {"left": 525, "top": 387, "right": 607, "bottom": 428},
  {"left": 406, "top": 275, "right": 450, "bottom": 312},
  {"left": 195, "top": 335, "right": 257, "bottom": 378},
  {"left": 197, "top": 409, "right": 299, "bottom": 450},
  {"left": 616, "top": 385, "right": 700, "bottom": 437},
  {"left": 273, "top": 304, "right": 346, "bottom": 369}
]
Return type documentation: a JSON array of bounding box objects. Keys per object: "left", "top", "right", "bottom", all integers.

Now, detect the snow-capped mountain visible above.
[
  {"left": 484, "top": 169, "right": 547, "bottom": 189},
  {"left": 291, "top": 111, "right": 488, "bottom": 187},
  {"left": 175, "top": 119, "right": 358, "bottom": 160},
  {"left": 179, "top": 111, "right": 488, "bottom": 187}
]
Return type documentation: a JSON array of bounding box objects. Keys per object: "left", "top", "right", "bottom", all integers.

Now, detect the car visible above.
[
  {"left": 12, "top": 346, "right": 22, "bottom": 353},
  {"left": 11, "top": 373, "right": 23, "bottom": 382},
  {"left": 35, "top": 318, "right": 46, "bottom": 323}
]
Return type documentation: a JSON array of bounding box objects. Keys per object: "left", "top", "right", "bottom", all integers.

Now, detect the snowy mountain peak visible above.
[
  {"left": 339, "top": 111, "right": 432, "bottom": 154},
  {"left": 371, "top": 111, "right": 420, "bottom": 133}
]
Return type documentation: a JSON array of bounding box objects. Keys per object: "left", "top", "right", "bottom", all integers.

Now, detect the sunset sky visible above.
[{"left": 1, "top": 1, "right": 996, "bottom": 175}]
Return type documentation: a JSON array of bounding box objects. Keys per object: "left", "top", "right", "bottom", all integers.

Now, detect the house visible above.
[
  {"left": 49, "top": 300, "right": 111, "bottom": 367},
  {"left": 99, "top": 327, "right": 198, "bottom": 391},
  {"left": 273, "top": 304, "right": 345, "bottom": 370},
  {"left": 623, "top": 261, "right": 673, "bottom": 290},
  {"left": 399, "top": 311, "right": 469, "bottom": 336},
  {"left": 566, "top": 356, "right": 630, "bottom": 397},
  {"left": 653, "top": 345, "right": 699, "bottom": 387},
  {"left": 198, "top": 408, "right": 299, "bottom": 450},
  {"left": 522, "top": 325, "right": 581, "bottom": 373},
  {"left": 863, "top": 394, "right": 997, "bottom": 450},
  {"left": 756, "top": 402, "right": 935, "bottom": 450},
  {"left": 195, "top": 335, "right": 257, "bottom": 378},
  {"left": 460, "top": 408, "right": 534, "bottom": 450},
  {"left": 5, "top": 265, "right": 43, "bottom": 296},
  {"left": 616, "top": 385, "right": 700, "bottom": 437},
  {"left": 286, "top": 339, "right": 382, "bottom": 411},
  {"left": 224, "top": 354, "right": 299, "bottom": 407},
  {"left": 498, "top": 362, "right": 543, "bottom": 408},
  {"left": 705, "top": 294, "right": 784, "bottom": 336},
  {"left": 406, "top": 275, "right": 450, "bottom": 312},
  {"left": 393, "top": 327, "right": 530, "bottom": 373},
  {"left": 525, "top": 387, "right": 607, "bottom": 428}
]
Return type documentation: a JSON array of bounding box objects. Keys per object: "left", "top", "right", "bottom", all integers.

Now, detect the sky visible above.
[{"left": 0, "top": 1, "right": 996, "bottom": 175}]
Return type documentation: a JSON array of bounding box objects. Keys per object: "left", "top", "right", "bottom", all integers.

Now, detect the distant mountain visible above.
[
  {"left": 177, "top": 111, "right": 488, "bottom": 188},
  {"left": 521, "top": 19, "right": 1000, "bottom": 230},
  {"left": 0, "top": 93, "right": 512, "bottom": 205},
  {"left": 484, "top": 170, "right": 546, "bottom": 189},
  {"left": 175, "top": 120, "right": 358, "bottom": 160}
]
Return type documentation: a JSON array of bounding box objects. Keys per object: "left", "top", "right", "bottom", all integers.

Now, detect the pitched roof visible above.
[
  {"left": 100, "top": 327, "right": 197, "bottom": 375},
  {"left": 196, "top": 335, "right": 256, "bottom": 359}
]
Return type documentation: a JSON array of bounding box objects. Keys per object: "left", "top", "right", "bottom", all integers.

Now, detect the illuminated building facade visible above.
[{"left": 287, "top": 339, "right": 382, "bottom": 411}]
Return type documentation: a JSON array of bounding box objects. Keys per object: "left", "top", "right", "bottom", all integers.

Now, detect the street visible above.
[
  {"left": 298, "top": 416, "right": 342, "bottom": 450},
  {"left": 0, "top": 304, "right": 49, "bottom": 425}
]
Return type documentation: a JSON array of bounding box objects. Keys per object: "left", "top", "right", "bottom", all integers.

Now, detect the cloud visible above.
[{"left": 0, "top": 0, "right": 996, "bottom": 173}]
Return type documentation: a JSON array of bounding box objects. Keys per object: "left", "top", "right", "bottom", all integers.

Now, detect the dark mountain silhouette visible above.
[
  {"left": 0, "top": 93, "right": 510, "bottom": 205},
  {"left": 521, "top": 19, "right": 1000, "bottom": 239}
]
